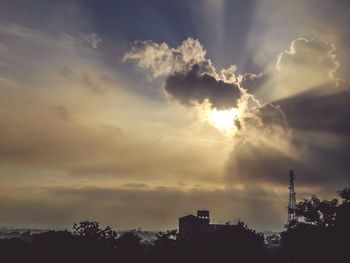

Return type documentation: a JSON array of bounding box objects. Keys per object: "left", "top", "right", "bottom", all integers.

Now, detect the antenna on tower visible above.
[{"left": 286, "top": 169, "right": 297, "bottom": 228}]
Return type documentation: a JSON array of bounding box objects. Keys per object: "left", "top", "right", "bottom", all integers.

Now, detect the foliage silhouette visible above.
[
  {"left": 151, "top": 230, "right": 178, "bottom": 263},
  {"left": 338, "top": 187, "right": 350, "bottom": 202},
  {"left": 73, "top": 221, "right": 118, "bottom": 245},
  {"left": 116, "top": 230, "right": 144, "bottom": 263},
  {"left": 281, "top": 187, "right": 350, "bottom": 263},
  {"left": 294, "top": 195, "right": 338, "bottom": 227}
]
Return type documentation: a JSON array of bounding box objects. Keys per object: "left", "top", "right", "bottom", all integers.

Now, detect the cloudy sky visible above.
[{"left": 0, "top": 0, "right": 349, "bottom": 231}]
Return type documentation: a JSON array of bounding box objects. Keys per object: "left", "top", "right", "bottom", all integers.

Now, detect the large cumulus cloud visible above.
[
  {"left": 124, "top": 37, "right": 293, "bottom": 147},
  {"left": 276, "top": 38, "right": 339, "bottom": 93},
  {"left": 165, "top": 64, "right": 242, "bottom": 109},
  {"left": 124, "top": 37, "right": 287, "bottom": 132},
  {"left": 238, "top": 38, "right": 343, "bottom": 102},
  {"left": 124, "top": 38, "right": 244, "bottom": 110},
  {"left": 277, "top": 38, "right": 339, "bottom": 79}
]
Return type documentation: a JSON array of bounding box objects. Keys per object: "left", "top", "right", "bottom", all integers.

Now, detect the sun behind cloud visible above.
[{"left": 206, "top": 107, "right": 240, "bottom": 136}]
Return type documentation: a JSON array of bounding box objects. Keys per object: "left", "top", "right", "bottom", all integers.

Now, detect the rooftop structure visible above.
[{"left": 179, "top": 210, "right": 232, "bottom": 241}]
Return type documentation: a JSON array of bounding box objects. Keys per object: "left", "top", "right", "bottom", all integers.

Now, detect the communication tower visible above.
[{"left": 287, "top": 170, "right": 296, "bottom": 227}]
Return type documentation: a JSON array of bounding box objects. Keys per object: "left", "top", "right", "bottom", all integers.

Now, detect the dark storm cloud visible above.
[
  {"left": 165, "top": 64, "right": 242, "bottom": 109},
  {"left": 239, "top": 73, "right": 269, "bottom": 96},
  {"left": 276, "top": 86, "right": 350, "bottom": 135}
]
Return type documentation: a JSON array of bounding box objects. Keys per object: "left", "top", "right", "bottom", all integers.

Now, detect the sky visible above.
[{"left": 0, "top": 0, "right": 349, "bottom": 232}]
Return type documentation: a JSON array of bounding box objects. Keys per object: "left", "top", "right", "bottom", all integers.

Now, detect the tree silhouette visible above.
[
  {"left": 72, "top": 221, "right": 118, "bottom": 263},
  {"left": 153, "top": 229, "right": 178, "bottom": 248},
  {"left": 31, "top": 231, "right": 76, "bottom": 263},
  {"left": 73, "top": 221, "right": 117, "bottom": 245},
  {"left": 73, "top": 221, "right": 101, "bottom": 240},
  {"left": 282, "top": 187, "right": 350, "bottom": 263},
  {"left": 116, "top": 231, "right": 144, "bottom": 263},
  {"left": 294, "top": 195, "right": 338, "bottom": 227},
  {"left": 338, "top": 187, "right": 350, "bottom": 203},
  {"left": 151, "top": 230, "right": 179, "bottom": 263}
]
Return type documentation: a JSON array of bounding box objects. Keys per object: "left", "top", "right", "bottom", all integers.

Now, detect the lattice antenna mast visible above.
[{"left": 287, "top": 170, "right": 296, "bottom": 226}]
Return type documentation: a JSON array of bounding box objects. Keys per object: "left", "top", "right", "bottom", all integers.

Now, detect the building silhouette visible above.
[{"left": 179, "top": 210, "right": 233, "bottom": 240}]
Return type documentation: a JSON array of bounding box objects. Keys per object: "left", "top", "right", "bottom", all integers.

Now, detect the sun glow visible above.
[{"left": 207, "top": 108, "right": 240, "bottom": 136}]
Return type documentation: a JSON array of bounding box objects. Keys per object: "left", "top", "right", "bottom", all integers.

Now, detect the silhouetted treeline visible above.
[
  {"left": 0, "top": 221, "right": 265, "bottom": 263},
  {"left": 0, "top": 187, "right": 349, "bottom": 263},
  {"left": 281, "top": 187, "right": 350, "bottom": 263}
]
